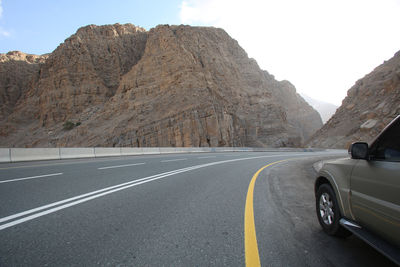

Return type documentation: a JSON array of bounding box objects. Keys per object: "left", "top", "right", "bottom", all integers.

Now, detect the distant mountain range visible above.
[{"left": 300, "top": 94, "right": 338, "bottom": 123}]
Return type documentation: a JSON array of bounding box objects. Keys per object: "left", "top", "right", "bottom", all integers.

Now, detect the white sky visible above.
[{"left": 179, "top": 0, "right": 400, "bottom": 105}]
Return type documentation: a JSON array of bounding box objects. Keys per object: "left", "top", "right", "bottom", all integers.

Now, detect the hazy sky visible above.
[{"left": 1, "top": 0, "right": 400, "bottom": 105}]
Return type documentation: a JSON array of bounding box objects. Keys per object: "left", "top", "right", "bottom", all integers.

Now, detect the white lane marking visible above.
[
  {"left": 0, "top": 167, "right": 202, "bottom": 231},
  {"left": 197, "top": 156, "right": 217, "bottom": 159},
  {"left": 0, "top": 167, "right": 197, "bottom": 225},
  {"left": 0, "top": 173, "right": 63, "bottom": 184},
  {"left": 0, "top": 163, "right": 215, "bottom": 230},
  {"left": 98, "top": 163, "right": 145, "bottom": 170},
  {"left": 161, "top": 158, "right": 187, "bottom": 163},
  {"left": 0, "top": 153, "right": 311, "bottom": 230}
]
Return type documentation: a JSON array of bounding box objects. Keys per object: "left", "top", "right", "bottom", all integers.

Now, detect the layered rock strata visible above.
[
  {"left": 0, "top": 23, "right": 322, "bottom": 147},
  {"left": 0, "top": 51, "right": 48, "bottom": 120},
  {"left": 308, "top": 50, "right": 400, "bottom": 148}
]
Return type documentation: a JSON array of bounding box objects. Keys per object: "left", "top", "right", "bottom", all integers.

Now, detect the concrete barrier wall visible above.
[
  {"left": 199, "top": 147, "right": 213, "bottom": 153},
  {"left": 189, "top": 147, "right": 210, "bottom": 153},
  {"left": 0, "top": 148, "right": 11, "bottom": 163},
  {"left": 159, "top": 147, "right": 178, "bottom": 154},
  {"left": 0, "top": 147, "right": 325, "bottom": 163},
  {"left": 94, "top": 147, "right": 121, "bottom": 157},
  {"left": 174, "top": 147, "right": 192, "bottom": 153},
  {"left": 120, "top": 147, "right": 143, "bottom": 156},
  {"left": 11, "top": 148, "right": 60, "bottom": 162},
  {"left": 142, "top": 148, "right": 161, "bottom": 154},
  {"left": 214, "top": 147, "right": 234, "bottom": 152},
  {"left": 60, "top": 148, "right": 95, "bottom": 159}
]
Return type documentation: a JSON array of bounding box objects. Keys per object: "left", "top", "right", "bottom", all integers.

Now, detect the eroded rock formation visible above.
[
  {"left": 0, "top": 51, "right": 48, "bottom": 120},
  {"left": 0, "top": 23, "right": 322, "bottom": 147},
  {"left": 307, "top": 50, "right": 400, "bottom": 148}
]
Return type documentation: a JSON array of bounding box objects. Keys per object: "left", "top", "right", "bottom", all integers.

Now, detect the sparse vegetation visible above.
[{"left": 63, "top": 121, "right": 81, "bottom": 130}]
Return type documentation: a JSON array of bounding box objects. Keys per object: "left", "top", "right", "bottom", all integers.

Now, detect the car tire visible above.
[{"left": 316, "top": 183, "right": 351, "bottom": 237}]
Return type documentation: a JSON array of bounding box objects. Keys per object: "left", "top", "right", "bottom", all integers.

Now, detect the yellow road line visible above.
[{"left": 244, "top": 160, "right": 287, "bottom": 267}]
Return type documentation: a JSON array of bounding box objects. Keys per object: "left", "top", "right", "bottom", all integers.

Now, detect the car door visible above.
[{"left": 350, "top": 118, "right": 400, "bottom": 247}]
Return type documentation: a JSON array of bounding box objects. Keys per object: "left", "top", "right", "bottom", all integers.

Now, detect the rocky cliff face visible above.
[
  {"left": 0, "top": 51, "right": 48, "bottom": 120},
  {"left": 270, "top": 80, "right": 323, "bottom": 146},
  {"left": 0, "top": 23, "right": 322, "bottom": 148},
  {"left": 308, "top": 50, "right": 400, "bottom": 148},
  {"left": 33, "top": 24, "right": 147, "bottom": 126}
]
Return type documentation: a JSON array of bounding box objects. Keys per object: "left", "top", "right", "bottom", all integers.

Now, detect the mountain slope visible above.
[
  {"left": 308, "top": 50, "right": 400, "bottom": 148},
  {"left": 0, "top": 51, "right": 48, "bottom": 120},
  {"left": 0, "top": 24, "right": 322, "bottom": 148}
]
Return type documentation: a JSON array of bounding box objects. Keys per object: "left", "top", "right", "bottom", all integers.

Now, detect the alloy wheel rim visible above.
[{"left": 319, "top": 192, "right": 334, "bottom": 225}]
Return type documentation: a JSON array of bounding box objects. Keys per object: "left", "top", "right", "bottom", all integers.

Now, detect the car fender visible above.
[{"left": 315, "top": 158, "right": 356, "bottom": 220}]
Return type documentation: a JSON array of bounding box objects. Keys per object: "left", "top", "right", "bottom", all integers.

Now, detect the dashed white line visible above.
[
  {"left": 197, "top": 156, "right": 217, "bottom": 159},
  {"left": 0, "top": 152, "right": 314, "bottom": 231},
  {"left": 0, "top": 173, "right": 63, "bottom": 184},
  {"left": 98, "top": 163, "right": 146, "bottom": 170},
  {"left": 161, "top": 158, "right": 187, "bottom": 163}
]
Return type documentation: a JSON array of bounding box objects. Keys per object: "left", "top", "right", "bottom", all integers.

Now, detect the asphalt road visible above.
[{"left": 0, "top": 151, "right": 396, "bottom": 266}]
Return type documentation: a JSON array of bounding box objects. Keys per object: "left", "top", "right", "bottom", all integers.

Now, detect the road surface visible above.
[{"left": 0, "top": 151, "right": 396, "bottom": 266}]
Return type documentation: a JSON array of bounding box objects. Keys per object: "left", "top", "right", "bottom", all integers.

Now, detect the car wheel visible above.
[{"left": 316, "top": 183, "right": 351, "bottom": 237}]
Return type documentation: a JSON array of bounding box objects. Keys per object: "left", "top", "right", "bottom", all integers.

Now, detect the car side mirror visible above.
[{"left": 350, "top": 142, "right": 369, "bottom": 160}]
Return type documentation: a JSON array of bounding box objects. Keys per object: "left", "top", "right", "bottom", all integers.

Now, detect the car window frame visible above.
[{"left": 369, "top": 117, "right": 400, "bottom": 163}]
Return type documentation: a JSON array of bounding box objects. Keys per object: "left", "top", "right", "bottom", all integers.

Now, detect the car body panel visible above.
[
  {"left": 316, "top": 157, "right": 356, "bottom": 219},
  {"left": 315, "top": 115, "right": 400, "bottom": 253},
  {"left": 350, "top": 156, "right": 400, "bottom": 247}
]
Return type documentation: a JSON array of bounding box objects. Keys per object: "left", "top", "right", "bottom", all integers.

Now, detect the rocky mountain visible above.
[
  {"left": 300, "top": 94, "right": 338, "bottom": 123},
  {"left": 0, "top": 51, "right": 48, "bottom": 120},
  {"left": 308, "top": 50, "right": 400, "bottom": 148},
  {"left": 0, "top": 23, "right": 322, "bottom": 148}
]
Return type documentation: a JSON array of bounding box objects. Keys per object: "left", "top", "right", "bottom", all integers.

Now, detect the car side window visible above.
[{"left": 370, "top": 119, "right": 400, "bottom": 162}]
